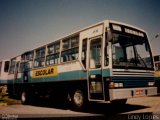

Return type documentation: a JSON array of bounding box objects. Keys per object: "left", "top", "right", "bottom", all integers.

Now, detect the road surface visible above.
[{"left": 0, "top": 95, "right": 160, "bottom": 120}]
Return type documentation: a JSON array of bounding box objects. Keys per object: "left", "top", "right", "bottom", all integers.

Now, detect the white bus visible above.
[
  {"left": 0, "top": 59, "right": 10, "bottom": 94},
  {"left": 5, "top": 20, "right": 157, "bottom": 110}
]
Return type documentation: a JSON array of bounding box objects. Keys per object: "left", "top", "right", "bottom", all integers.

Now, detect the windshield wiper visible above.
[{"left": 135, "top": 50, "right": 148, "bottom": 68}]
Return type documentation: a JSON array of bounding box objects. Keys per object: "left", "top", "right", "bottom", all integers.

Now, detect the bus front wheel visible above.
[{"left": 71, "top": 89, "right": 86, "bottom": 110}]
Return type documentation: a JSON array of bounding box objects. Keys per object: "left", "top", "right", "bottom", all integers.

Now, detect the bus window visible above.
[
  {"left": 21, "top": 54, "right": 25, "bottom": 61},
  {"left": 155, "top": 63, "right": 160, "bottom": 70},
  {"left": 26, "top": 52, "right": 34, "bottom": 61},
  {"left": 46, "top": 42, "right": 60, "bottom": 65},
  {"left": 21, "top": 51, "right": 34, "bottom": 61},
  {"left": 104, "top": 32, "right": 109, "bottom": 66},
  {"left": 61, "top": 48, "right": 79, "bottom": 62},
  {"left": 154, "top": 56, "right": 159, "bottom": 62},
  {"left": 4, "top": 61, "right": 9, "bottom": 72},
  {"left": 34, "top": 47, "right": 45, "bottom": 67},
  {"left": 21, "top": 51, "right": 34, "bottom": 70},
  {"left": 111, "top": 33, "right": 153, "bottom": 70},
  {"left": 9, "top": 59, "right": 16, "bottom": 74},
  {"left": 61, "top": 36, "right": 79, "bottom": 62},
  {"left": 90, "top": 38, "right": 102, "bottom": 68},
  {"left": 46, "top": 54, "right": 59, "bottom": 65},
  {"left": 63, "top": 39, "right": 70, "bottom": 51},
  {"left": 20, "top": 62, "right": 24, "bottom": 72},
  {"left": 48, "top": 42, "right": 60, "bottom": 54},
  {"left": 71, "top": 37, "right": 79, "bottom": 48},
  {"left": 112, "top": 42, "right": 126, "bottom": 65}
]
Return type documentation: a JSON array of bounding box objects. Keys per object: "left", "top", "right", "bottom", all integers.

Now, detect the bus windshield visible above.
[{"left": 112, "top": 33, "right": 154, "bottom": 70}]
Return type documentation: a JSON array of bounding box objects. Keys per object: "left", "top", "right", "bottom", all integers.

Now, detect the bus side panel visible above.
[{"left": 8, "top": 61, "right": 89, "bottom": 101}]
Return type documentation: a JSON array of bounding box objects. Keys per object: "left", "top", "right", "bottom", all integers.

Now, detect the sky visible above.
[{"left": 0, "top": 0, "right": 160, "bottom": 60}]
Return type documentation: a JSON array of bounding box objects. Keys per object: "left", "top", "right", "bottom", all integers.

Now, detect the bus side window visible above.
[
  {"left": 105, "top": 32, "right": 109, "bottom": 66},
  {"left": 46, "top": 42, "right": 60, "bottom": 65},
  {"left": 9, "top": 59, "right": 16, "bottom": 74},
  {"left": 34, "top": 47, "right": 45, "bottom": 67},
  {"left": 4, "top": 61, "right": 9, "bottom": 72},
  {"left": 104, "top": 46, "right": 109, "bottom": 66},
  {"left": 61, "top": 36, "right": 79, "bottom": 62},
  {"left": 82, "top": 39, "right": 87, "bottom": 68},
  {"left": 20, "top": 62, "right": 24, "bottom": 72},
  {"left": 90, "top": 38, "right": 102, "bottom": 68}
]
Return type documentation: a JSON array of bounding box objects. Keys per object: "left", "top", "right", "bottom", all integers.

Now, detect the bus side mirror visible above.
[
  {"left": 107, "top": 32, "right": 113, "bottom": 42},
  {"left": 145, "top": 43, "right": 149, "bottom": 51}
]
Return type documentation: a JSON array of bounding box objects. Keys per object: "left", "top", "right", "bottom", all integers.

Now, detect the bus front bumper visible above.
[{"left": 109, "top": 87, "right": 157, "bottom": 100}]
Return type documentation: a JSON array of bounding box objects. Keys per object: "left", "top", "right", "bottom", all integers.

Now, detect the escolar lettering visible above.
[{"left": 35, "top": 68, "right": 54, "bottom": 76}]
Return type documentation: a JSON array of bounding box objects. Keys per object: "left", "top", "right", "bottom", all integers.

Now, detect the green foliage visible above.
[{"left": 0, "top": 86, "right": 21, "bottom": 106}]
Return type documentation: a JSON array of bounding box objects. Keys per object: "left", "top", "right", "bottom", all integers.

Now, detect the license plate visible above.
[{"left": 135, "top": 89, "right": 144, "bottom": 95}]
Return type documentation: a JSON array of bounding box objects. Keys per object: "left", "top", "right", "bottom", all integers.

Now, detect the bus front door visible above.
[{"left": 87, "top": 37, "right": 105, "bottom": 101}]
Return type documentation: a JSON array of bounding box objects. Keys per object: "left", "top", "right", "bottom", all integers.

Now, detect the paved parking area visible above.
[{"left": 0, "top": 95, "right": 160, "bottom": 119}]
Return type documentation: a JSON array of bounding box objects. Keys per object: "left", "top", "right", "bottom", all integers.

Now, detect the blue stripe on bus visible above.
[
  {"left": 32, "top": 70, "right": 88, "bottom": 83},
  {"left": 6, "top": 70, "right": 88, "bottom": 84},
  {"left": 0, "top": 80, "right": 8, "bottom": 84},
  {"left": 6, "top": 69, "right": 154, "bottom": 87},
  {"left": 5, "top": 69, "right": 111, "bottom": 84},
  {"left": 89, "top": 69, "right": 110, "bottom": 76}
]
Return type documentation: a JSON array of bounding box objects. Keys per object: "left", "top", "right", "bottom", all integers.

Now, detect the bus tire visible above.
[
  {"left": 71, "top": 89, "right": 86, "bottom": 110},
  {"left": 21, "top": 91, "right": 29, "bottom": 105}
]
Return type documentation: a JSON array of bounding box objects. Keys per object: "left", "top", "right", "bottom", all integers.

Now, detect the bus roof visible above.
[{"left": 17, "top": 19, "right": 147, "bottom": 56}]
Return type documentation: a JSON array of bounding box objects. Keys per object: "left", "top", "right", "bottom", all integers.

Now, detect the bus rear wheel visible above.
[{"left": 21, "top": 91, "right": 30, "bottom": 104}]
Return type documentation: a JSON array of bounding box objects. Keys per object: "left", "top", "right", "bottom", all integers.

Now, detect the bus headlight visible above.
[
  {"left": 109, "top": 82, "right": 124, "bottom": 88},
  {"left": 119, "top": 83, "right": 124, "bottom": 87},
  {"left": 148, "top": 82, "right": 154, "bottom": 86},
  {"left": 114, "top": 83, "right": 119, "bottom": 88}
]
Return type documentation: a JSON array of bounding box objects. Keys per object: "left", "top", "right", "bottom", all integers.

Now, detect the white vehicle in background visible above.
[{"left": 0, "top": 59, "right": 10, "bottom": 94}]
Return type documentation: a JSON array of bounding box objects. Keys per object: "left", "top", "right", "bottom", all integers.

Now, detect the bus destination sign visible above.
[{"left": 111, "top": 23, "right": 145, "bottom": 37}]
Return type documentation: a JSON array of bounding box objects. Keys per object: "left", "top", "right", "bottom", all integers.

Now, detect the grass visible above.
[
  {"left": 0, "top": 94, "right": 21, "bottom": 106},
  {"left": 0, "top": 86, "right": 21, "bottom": 106}
]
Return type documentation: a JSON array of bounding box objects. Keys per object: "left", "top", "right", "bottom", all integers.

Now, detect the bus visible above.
[
  {"left": 0, "top": 60, "right": 10, "bottom": 94},
  {"left": 6, "top": 20, "right": 157, "bottom": 110}
]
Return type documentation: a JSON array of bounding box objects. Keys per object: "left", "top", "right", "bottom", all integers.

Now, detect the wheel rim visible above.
[
  {"left": 73, "top": 91, "right": 83, "bottom": 107},
  {"left": 21, "top": 92, "right": 26, "bottom": 103}
]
